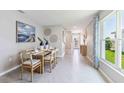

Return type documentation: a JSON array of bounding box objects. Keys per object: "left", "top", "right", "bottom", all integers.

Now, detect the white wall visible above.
[
  {"left": 42, "top": 26, "right": 65, "bottom": 57},
  {"left": 86, "top": 20, "right": 95, "bottom": 62},
  {"left": 0, "top": 10, "right": 43, "bottom": 75}
]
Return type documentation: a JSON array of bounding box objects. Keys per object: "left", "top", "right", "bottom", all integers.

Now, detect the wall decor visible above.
[
  {"left": 44, "top": 28, "right": 52, "bottom": 36},
  {"left": 49, "top": 34, "right": 58, "bottom": 43},
  {"left": 16, "top": 21, "right": 35, "bottom": 42}
]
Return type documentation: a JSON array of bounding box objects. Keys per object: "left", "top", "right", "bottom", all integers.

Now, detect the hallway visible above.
[{"left": 0, "top": 49, "right": 107, "bottom": 83}]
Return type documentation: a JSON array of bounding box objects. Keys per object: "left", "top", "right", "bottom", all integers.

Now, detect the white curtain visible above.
[{"left": 93, "top": 16, "right": 100, "bottom": 69}]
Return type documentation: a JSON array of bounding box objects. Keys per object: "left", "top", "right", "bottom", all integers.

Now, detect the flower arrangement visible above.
[
  {"left": 37, "top": 37, "right": 44, "bottom": 46},
  {"left": 83, "top": 32, "right": 87, "bottom": 45}
]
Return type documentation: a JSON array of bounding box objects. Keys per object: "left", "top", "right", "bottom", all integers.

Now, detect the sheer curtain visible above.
[{"left": 93, "top": 16, "right": 100, "bottom": 69}]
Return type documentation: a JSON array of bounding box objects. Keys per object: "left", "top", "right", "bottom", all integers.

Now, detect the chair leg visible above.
[
  {"left": 40, "top": 63, "right": 42, "bottom": 74},
  {"left": 53, "top": 60, "right": 56, "bottom": 68},
  {"left": 31, "top": 68, "right": 33, "bottom": 82},
  {"left": 55, "top": 53, "right": 57, "bottom": 64},
  {"left": 49, "top": 62, "right": 52, "bottom": 73},
  {"left": 56, "top": 57, "right": 57, "bottom": 64},
  {"left": 20, "top": 65, "right": 23, "bottom": 80}
]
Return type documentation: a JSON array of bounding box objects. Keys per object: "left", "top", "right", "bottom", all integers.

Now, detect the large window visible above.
[
  {"left": 101, "top": 13, "right": 116, "bottom": 64},
  {"left": 100, "top": 11, "right": 124, "bottom": 70},
  {"left": 121, "top": 41, "right": 124, "bottom": 69},
  {"left": 121, "top": 11, "right": 124, "bottom": 69}
]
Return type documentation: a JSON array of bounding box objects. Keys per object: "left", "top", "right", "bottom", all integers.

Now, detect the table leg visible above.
[{"left": 41, "top": 55, "right": 44, "bottom": 74}]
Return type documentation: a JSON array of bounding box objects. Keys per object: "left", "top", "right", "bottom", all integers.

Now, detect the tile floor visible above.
[{"left": 0, "top": 49, "right": 107, "bottom": 83}]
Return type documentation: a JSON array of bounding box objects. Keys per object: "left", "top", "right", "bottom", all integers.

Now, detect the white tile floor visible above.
[{"left": 0, "top": 49, "right": 107, "bottom": 83}]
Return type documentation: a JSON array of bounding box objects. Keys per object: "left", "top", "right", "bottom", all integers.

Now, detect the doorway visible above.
[
  {"left": 72, "top": 33, "right": 80, "bottom": 49},
  {"left": 65, "top": 31, "right": 72, "bottom": 55}
]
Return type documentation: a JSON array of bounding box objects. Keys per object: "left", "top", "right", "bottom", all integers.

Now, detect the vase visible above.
[{"left": 40, "top": 46, "right": 44, "bottom": 50}]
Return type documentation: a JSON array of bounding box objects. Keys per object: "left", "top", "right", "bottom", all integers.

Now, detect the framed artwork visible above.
[{"left": 16, "top": 21, "right": 35, "bottom": 42}]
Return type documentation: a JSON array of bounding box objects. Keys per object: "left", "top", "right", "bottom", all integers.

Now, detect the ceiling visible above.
[{"left": 22, "top": 10, "right": 98, "bottom": 29}]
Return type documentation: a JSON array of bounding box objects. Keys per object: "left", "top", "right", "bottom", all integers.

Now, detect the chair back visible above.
[
  {"left": 29, "top": 54, "right": 33, "bottom": 65},
  {"left": 19, "top": 50, "right": 32, "bottom": 64},
  {"left": 50, "top": 50, "right": 55, "bottom": 61}
]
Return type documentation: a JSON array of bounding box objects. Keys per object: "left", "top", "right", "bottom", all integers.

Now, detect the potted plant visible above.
[
  {"left": 83, "top": 33, "right": 87, "bottom": 45},
  {"left": 81, "top": 32, "right": 87, "bottom": 56},
  {"left": 44, "top": 38, "right": 49, "bottom": 49},
  {"left": 38, "top": 37, "right": 44, "bottom": 49}
]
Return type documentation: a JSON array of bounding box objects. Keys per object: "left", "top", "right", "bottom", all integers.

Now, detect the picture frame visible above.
[{"left": 16, "top": 21, "right": 35, "bottom": 43}]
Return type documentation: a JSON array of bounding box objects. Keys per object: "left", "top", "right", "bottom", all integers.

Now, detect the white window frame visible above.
[
  {"left": 119, "top": 11, "right": 124, "bottom": 69},
  {"left": 99, "top": 10, "right": 123, "bottom": 71}
]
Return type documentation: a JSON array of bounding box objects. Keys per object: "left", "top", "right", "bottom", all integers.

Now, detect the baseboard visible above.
[
  {"left": 0, "top": 65, "right": 21, "bottom": 77},
  {"left": 99, "top": 68, "right": 114, "bottom": 83}
]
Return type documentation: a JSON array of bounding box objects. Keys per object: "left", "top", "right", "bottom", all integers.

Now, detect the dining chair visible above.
[
  {"left": 19, "top": 50, "right": 41, "bottom": 82},
  {"left": 44, "top": 50, "right": 55, "bottom": 73}
]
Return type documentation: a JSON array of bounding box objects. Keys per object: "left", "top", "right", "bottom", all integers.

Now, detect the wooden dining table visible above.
[{"left": 31, "top": 49, "right": 57, "bottom": 74}]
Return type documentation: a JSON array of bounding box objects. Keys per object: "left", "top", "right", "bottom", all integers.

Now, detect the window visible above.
[
  {"left": 121, "top": 11, "right": 124, "bottom": 69},
  {"left": 101, "top": 13, "right": 116, "bottom": 64},
  {"left": 100, "top": 11, "right": 124, "bottom": 70},
  {"left": 121, "top": 40, "right": 124, "bottom": 69}
]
